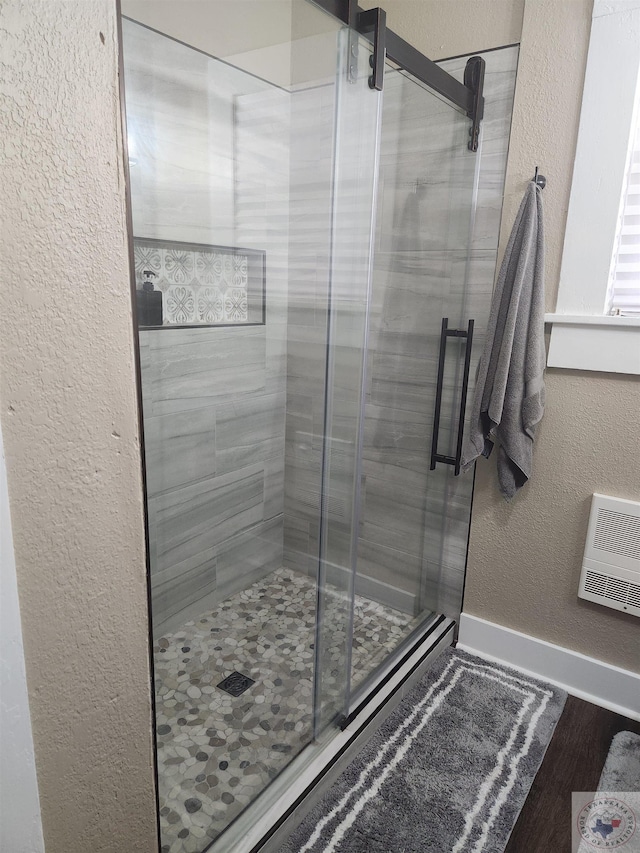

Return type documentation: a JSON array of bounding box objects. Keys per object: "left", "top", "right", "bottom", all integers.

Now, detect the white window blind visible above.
[{"left": 607, "top": 95, "right": 640, "bottom": 316}]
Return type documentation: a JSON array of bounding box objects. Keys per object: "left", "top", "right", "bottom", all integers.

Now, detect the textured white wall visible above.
[
  {"left": 0, "top": 1, "right": 157, "bottom": 851},
  {"left": 0, "top": 424, "right": 45, "bottom": 853}
]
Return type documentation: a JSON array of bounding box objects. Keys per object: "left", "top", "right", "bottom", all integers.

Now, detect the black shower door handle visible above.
[{"left": 430, "top": 317, "right": 475, "bottom": 476}]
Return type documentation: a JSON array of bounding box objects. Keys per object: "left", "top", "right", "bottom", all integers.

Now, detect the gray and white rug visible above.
[
  {"left": 574, "top": 730, "right": 640, "bottom": 852},
  {"left": 280, "top": 647, "right": 566, "bottom": 853},
  {"left": 599, "top": 731, "right": 640, "bottom": 791}
]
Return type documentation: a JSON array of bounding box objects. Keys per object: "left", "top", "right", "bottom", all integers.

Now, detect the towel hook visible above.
[{"left": 533, "top": 166, "right": 546, "bottom": 189}]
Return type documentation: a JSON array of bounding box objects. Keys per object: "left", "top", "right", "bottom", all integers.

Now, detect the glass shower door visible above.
[
  {"left": 121, "top": 0, "right": 482, "bottom": 846},
  {"left": 120, "top": 3, "right": 383, "bottom": 850},
  {"left": 312, "top": 28, "right": 382, "bottom": 732},
  {"left": 346, "top": 64, "right": 481, "bottom": 695},
  {"left": 310, "top": 28, "right": 482, "bottom": 708}
]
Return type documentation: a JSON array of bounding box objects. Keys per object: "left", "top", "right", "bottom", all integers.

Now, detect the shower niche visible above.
[
  {"left": 119, "top": 2, "right": 518, "bottom": 851},
  {"left": 133, "top": 237, "right": 265, "bottom": 327}
]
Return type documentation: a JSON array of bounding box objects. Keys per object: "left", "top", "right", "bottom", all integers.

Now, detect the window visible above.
[
  {"left": 546, "top": 0, "right": 640, "bottom": 375},
  {"left": 607, "top": 101, "right": 640, "bottom": 317}
]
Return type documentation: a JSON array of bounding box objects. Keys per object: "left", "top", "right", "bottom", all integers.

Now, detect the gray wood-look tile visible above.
[
  {"left": 216, "top": 516, "right": 284, "bottom": 601},
  {"left": 215, "top": 392, "right": 285, "bottom": 476},
  {"left": 358, "top": 471, "right": 428, "bottom": 557},
  {"left": 151, "top": 548, "right": 217, "bottom": 635},
  {"left": 151, "top": 464, "right": 266, "bottom": 575},
  {"left": 141, "top": 327, "right": 267, "bottom": 416},
  {"left": 264, "top": 456, "right": 285, "bottom": 520},
  {"left": 355, "top": 538, "right": 421, "bottom": 597},
  {"left": 284, "top": 441, "right": 323, "bottom": 523},
  {"left": 283, "top": 514, "right": 312, "bottom": 573},
  {"left": 144, "top": 407, "right": 216, "bottom": 497}
]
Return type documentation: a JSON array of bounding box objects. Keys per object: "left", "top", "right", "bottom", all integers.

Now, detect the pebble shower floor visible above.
[{"left": 154, "top": 567, "right": 418, "bottom": 853}]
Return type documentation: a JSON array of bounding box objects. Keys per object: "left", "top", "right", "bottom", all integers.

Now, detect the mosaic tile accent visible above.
[
  {"left": 154, "top": 567, "right": 417, "bottom": 853},
  {"left": 134, "top": 237, "right": 265, "bottom": 327}
]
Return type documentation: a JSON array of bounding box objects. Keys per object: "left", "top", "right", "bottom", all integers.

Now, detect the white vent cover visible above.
[{"left": 579, "top": 493, "right": 640, "bottom": 617}]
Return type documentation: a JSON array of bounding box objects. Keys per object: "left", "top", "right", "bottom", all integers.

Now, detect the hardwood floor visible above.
[{"left": 505, "top": 695, "right": 640, "bottom": 853}]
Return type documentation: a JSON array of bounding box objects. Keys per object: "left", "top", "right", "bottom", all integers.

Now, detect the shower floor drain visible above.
[{"left": 217, "top": 671, "right": 256, "bottom": 697}]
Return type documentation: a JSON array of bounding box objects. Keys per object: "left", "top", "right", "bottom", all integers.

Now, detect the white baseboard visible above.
[{"left": 458, "top": 613, "right": 640, "bottom": 721}]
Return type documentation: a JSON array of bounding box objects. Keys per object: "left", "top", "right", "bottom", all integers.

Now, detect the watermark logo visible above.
[{"left": 573, "top": 793, "right": 638, "bottom": 851}]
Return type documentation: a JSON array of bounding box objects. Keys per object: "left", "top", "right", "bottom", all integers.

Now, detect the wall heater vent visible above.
[
  {"left": 579, "top": 493, "right": 640, "bottom": 618},
  {"left": 593, "top": 508, "right": 640, "bottom": 560}
]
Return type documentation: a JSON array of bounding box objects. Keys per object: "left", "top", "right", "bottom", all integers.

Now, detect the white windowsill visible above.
[
  {"left": 545, "top": 314, "right": 640, "bottom": 375},
  {"left": 545, "top": 313, "right": 640, "bottom": 327}
]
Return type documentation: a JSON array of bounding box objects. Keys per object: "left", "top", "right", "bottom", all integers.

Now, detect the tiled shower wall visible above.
[
  {"left": 128, "top": 18, "right": 518, "bottom": 636},
  {"left": 124, "top": 20, "right": 291, "bottom": 637},
  {"left": 283, "top": 47, "right": 519, "bottom": 618},
  {"left": 361, "top": 47, "right": 521, "bottom": 619},
  {"left": 283, "top": 81, "right": 336, "bottom": 578}
]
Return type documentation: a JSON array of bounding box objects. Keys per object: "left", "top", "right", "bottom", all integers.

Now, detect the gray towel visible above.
[{"left": 461, "top": 181, "right": 545, "bottom": 499}]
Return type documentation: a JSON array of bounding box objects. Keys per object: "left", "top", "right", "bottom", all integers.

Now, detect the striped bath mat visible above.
[{"left": 280, "top": 648, "right": 565, "bottom": 853}]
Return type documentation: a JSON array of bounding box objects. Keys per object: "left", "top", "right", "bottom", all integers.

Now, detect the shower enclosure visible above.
[{"left": 119, "top": 1, "right": 488, "bottom": 850}]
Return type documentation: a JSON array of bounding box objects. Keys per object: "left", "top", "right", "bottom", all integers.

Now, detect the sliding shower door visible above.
[
  {"left": 120, "top": 4, "right": 365, "bottom": 852},
  {"left": 347, "top": 64, "right": 481, "bottom": 695},
  {"left": 120, "top": 3, "right": 391, "bottom": 851},
  {"left": 313, "top": 45, "right": 482, "bottom": 711},
  {"left": 311, "top": 28, "right": 382, "bottom": 732},
  {"left": 121, "top": 1, "right": 481, "bottom": 848}
]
